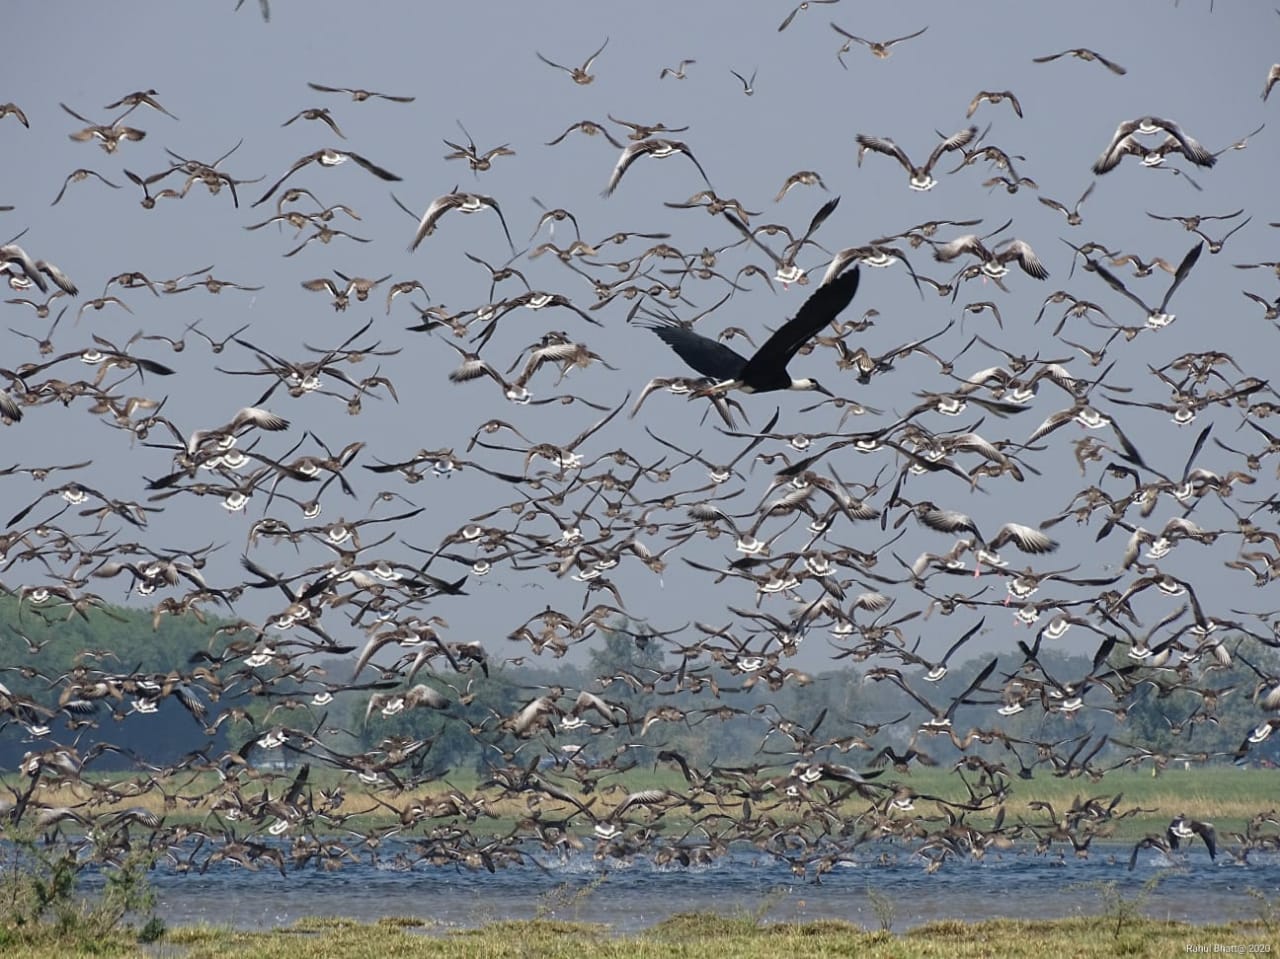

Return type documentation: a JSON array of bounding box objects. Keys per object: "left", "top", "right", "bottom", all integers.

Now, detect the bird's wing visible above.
[
  {"left": 1092, "top": 51, "right": 1127, "bottom": 74},
  {"left": 1158, "top": 242, "right": 1204, "bottom": 313},
  {"left": 1158, "top": 119, "right": 1215, "bottom": 167},
  {"left": 536, "top": 51, "right": 570, "bottom": 73},
  {"left": 738, "top": 265, "right": 860, "bottom": 383},
  {"left": 582, "top": 36, "right": 609, "bottom": 70},
  {"left": 252, "top": 153, "right": 315, "bottom": 207},
  {"left": 1193, "top": 821, "right": 1216, "bottom": 859},
  {"left": 1093, "top": 262, "right": 1153, "bottom": 314},
  {"left": 926, "top": 126, "right": 978, "bottom": 170},
  {"left": 887, "top": 26, "right": 928, "bottom": 45},
  {"left": 484, "top": 197, "right": 516, "bottom": 252},
  {"left": 602, "top": 141, "right": 646, "bottom": 196},
  {"left": 855, "top": 134, "right": 912, "bottom": 171},
  {"left": 677, "top": 143, "right": 715, "bottom": 190},
  {"left": 345, "top": 151, "right": 401, "bottom": 181},
  {"left": 1092, "top": 122, "right": 1139, "bottom": 174},
  {"left": 647, "top": 323, "right": 749, "bottom": 380}
]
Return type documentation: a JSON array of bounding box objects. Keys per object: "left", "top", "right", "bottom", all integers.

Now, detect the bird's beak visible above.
[{"left": 814, "top": 382, "right": 835, "bottom": 397}]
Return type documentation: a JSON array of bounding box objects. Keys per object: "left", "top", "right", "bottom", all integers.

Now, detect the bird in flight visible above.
[
  {"left": 1092, "top": 117, "right": 1216, "bottom": 175},
  {"left": 602, "top": 138, "right": 713, "bottom": 197},
  {"left": 536, "top": 38, "right": 609, "bottom": 85},
  {"left": 252, "top": 149, "right": 401, "bottom": 207},
  {"left": 856, "top": 127, "right": 977, "bottom": 191},
  {"left": 306, "top": 82, "right": 415, "bottom": 103},
  {"left": 830, "top": 23, "right": 928, "bottom": 65},
  {"left": 1032, "top": 48, "right": 1127, "bottom": 75},
  {"left": 644, "top": 265, "right": 861, "bottom": 400}
]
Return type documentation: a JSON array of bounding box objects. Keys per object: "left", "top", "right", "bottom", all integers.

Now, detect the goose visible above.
[
  {"left": 305, "top": 81, "right": 415, "bottom": 102},
  {"left": 51, "top": 168, "right": 121, "bottom": 206},
  {"left": 830, "top": 23, "right": 927, "bottom": 64},
  {"left": 60, "top": 102, "right": 146, "bottom": 153},
  {"left": 856, "top": 127, "right": 977, "bottom": 191},
  {"left": 774, "top": 170, "right": 827, "bottom": 202},
  {"left": 393, "top": 189, "right": 514, "bottom": 253},
  {"left": 967, "top": 90, "right": 1023, "bottom": 119},
  {"left": 1090, "top": 241, "right": 1203, "bottom": 328},
  {"left": 252, "top": 148, "right": 401, "bottom": 207},
  {"left": 544, "top": 119, "right": 625, "bottom": 149},
  {"left": 659, "top": 59, "right": 696, "bottom": 80},
  {"left": 281, "top": 107, "right": 346, "bottom": 139},
  {"left": 1038, "top": 182, "right": 1096, "bottom": 226},
  {"left": 602, "top": 138, "right": 713, "bottom": 197},
  {"left": 1129, "top": 815, "right": 1216, "bottom": 869},
  {"left": 1093, "top": 117, "right": 1216, "bottom": 174},
  {"left": 1032, "top": 48, "right": 1127, "bottom": 75},
  {"left": 535, "top": 37, "right": 608, "bottom": 84},
  {"left": 102, "top": 88, "right": 179, "bottom": 120},
  {"left": 934, "top": 233, "right": 1049, "bottom": 280}
]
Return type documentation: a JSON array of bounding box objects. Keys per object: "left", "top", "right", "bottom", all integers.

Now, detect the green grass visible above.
[{"left": 1, "top": 914, "right": 1277, "bottom": 958}]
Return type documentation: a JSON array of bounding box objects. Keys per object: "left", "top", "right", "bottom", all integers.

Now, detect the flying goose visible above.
[
  {"left": 281, "top": 107, "right": 346, "bottom": 139},
  {"left": 856, "top": 127, "right": 977, "bottom": 191},
  {"left": 1093, "top": 117, "right": 1216, "bottom": 175},
  {"left": 51, "top": 168, "right": 121, "bottom": 206},
  {"left": 774, "top": 170, "right": 827, "bottom": 202},
  {"left": 602, "top": 138, "right": 713, "bottom": 197},
  {"left": 305, "top": 81, "right": 415, "bottom": 102},
  {"left": 301, "top": 272, "right": 391, "bottom": 311},
  {"left": 1032, "top": 48, "right": 1127, "bottom": 75},
  {"left": 829, "top": 22, "right": 927, "bottom": 64},
  {"left": 443, "top": 123, "right": 516, "bottom": 173},
  {"left": 544, "top": 119, "right": 625, "bottom": 149},
  {"left": 1038, "top": 182, "right": 1096, "bottom": 226},
  {"left": 252, "top": 149, "right": 401, "bottom": 207},
  {"left": 394, "top": 190, "right": 514, "bottom": 253},
  {"left": 536, "top": 37, "right": 609, "bottom": 84},
  {"left": 102, "top": 89, "right": 179, "bottom": 120},
  {"left": 659, "top": 59, "right": 696, "bottom": 80},
  {"left": 1129, "top": 815, "right": 1216, "bottom": 870},
  {"left": 1091, "top": 242, "right": 1203, "bottom": 328},
  {"left": 931, "top": 220, "right": 1049, "bottom": 280},
  {"left": 966, "top": 90, "right": 1023, "bottom": 119}
]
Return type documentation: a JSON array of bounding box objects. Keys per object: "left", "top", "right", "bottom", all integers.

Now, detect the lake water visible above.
[{"left": 115, "top": 843, "right": 1280, "bottom": 931}]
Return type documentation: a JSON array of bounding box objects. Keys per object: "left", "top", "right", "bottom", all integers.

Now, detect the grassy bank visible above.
[{"left": 3, "top": 913, "right": 1278, "bottom": 958}]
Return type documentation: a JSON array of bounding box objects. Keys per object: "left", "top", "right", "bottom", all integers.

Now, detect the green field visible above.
[{"left": 3, "top": 914, "right": 1278, "bottom": 958}]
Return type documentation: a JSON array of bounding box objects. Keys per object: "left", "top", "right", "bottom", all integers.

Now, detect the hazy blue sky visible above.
[{"left": 2, "top": 0, "right": 1278, "bottom": 672}]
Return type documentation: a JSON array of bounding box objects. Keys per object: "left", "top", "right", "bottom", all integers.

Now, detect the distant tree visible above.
[{"left": 0, "top": 597, "right": 237, "bottom": 768}]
